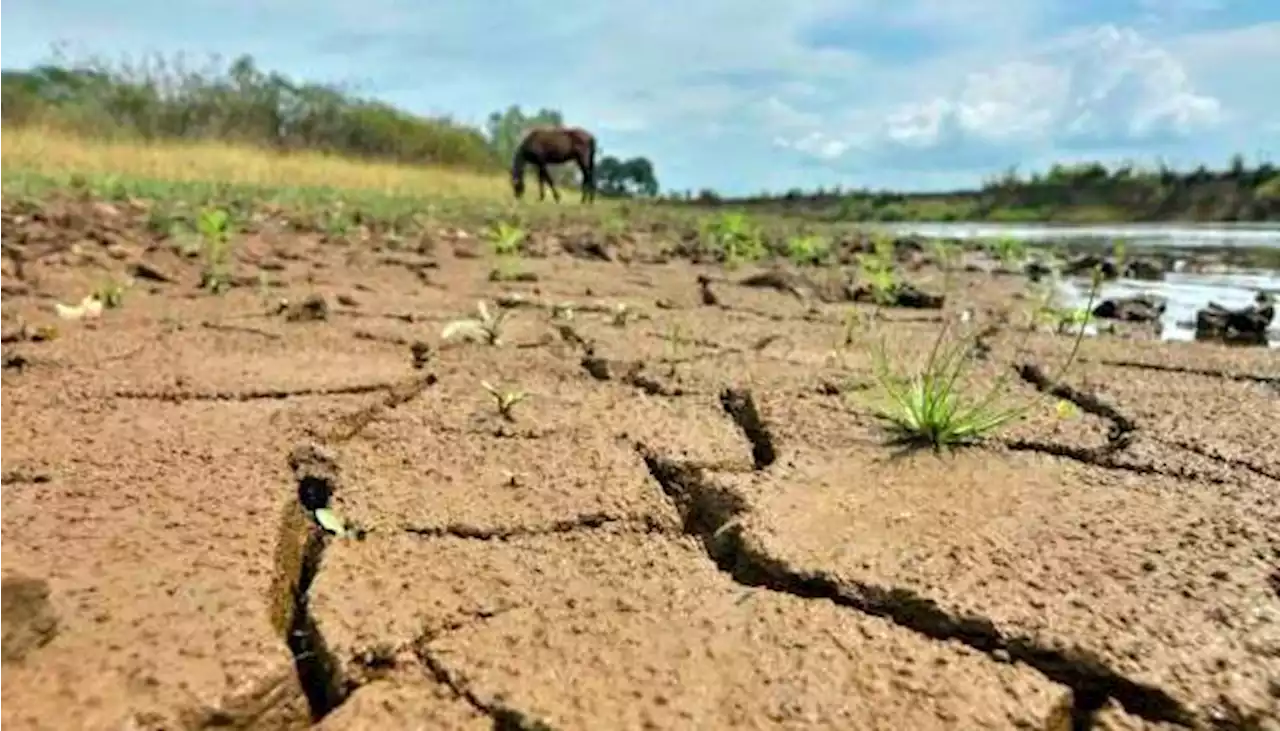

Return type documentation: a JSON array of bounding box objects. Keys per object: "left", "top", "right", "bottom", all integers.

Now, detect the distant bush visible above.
[{"left": 1, "top": 52, "right": 500, "bottom": 172}]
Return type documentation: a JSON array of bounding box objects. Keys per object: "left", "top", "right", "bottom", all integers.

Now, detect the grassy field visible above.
[{"left": 1, "top": 127, "right": 513, "bottom": 203}]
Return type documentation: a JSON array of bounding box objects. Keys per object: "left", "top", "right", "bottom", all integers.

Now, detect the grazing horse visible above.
[{"left": 510, "top": 126, "right": 597, "bottom": 204}]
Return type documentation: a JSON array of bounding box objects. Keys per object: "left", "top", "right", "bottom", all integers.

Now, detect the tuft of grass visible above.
[
  {"left": 482, "top": 381, "right": 528, "bottom": 422},
  {"left": 487, "top": 221, "right": 527, "bottom": 257},
  {"left": 856, "top": 234, "right": 899, "bottom": 305},
  {"left": 860, "top": 268, "right": 1104, "bottom": 452},
  {"left": 784, "top": 233, "right": 831, "bottom": 266},
  {"left": 700, "top": 211, "right": 766, "bottom": 269}
]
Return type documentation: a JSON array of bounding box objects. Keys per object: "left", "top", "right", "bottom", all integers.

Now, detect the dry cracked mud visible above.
[{"left": 2, "top": 198, "right": 1278, "bottom": 731}]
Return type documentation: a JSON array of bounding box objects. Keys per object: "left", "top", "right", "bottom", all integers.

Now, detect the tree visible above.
[{"left": 595, "top": 154, "right": 659, "bottom": 197}]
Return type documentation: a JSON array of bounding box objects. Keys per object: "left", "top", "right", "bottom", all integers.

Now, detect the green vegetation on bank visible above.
[
  {"left": 667, "top": 158, "right": 1280, "bottom": 223},
  {"left": 0, "top": 51, "right": 662, "bottom": 198}
]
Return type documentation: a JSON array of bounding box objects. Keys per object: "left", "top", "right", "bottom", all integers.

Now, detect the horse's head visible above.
[{"left": 511, "top": 170, "right": 526, "bottom": 199}]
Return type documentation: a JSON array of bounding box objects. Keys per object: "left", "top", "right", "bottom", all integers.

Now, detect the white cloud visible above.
[{"left": 771, "top": 24, "right": 1225, "bottom": 168}]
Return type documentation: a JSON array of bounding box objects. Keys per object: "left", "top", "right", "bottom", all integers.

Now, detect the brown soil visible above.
[{"left": 3, "top": 198, "right": 1278, "bottom": 731}]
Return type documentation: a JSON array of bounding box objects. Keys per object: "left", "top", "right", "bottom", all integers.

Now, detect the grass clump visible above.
[
  {"left": 700, "top": 212, "right": 766, "bottom": 269},
  {"left": 855, "top": 235, "right": 900, "bottom": 305},
  {"left": 858, "top": 267, "right": 1103, "bottom": 452}
]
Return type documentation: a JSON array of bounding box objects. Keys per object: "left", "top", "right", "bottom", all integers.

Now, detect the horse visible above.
[{"left": 510, "top": 126, "right": 597, "bottom": 204}]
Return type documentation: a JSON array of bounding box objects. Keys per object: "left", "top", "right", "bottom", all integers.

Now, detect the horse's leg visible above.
[
  {"left": 539, "top": 164, "right": 560, "bottom": 203},
  {"left": 576, "top": 153, "right": 594, "bottom": 204}
]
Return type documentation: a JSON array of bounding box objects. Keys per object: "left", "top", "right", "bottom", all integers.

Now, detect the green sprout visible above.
[
  {"left": 196, "top": 207, "right": 233, "bottom": 294},
  {"left": 987, "top": 235, "right": 1027, "bottom": 270},
  {"left": 856, "top": 235, "right": 899, "bottom": 305},
  {"left": 93, "top": 278, "right": 129, "bottom": 309},
  {"left": 784, "top": 234, "right": 831, "bottom": 266},
  {"left": 482, "top": 380, "right": 527, "bottom": 421},
  {"left": 700, "top": 212, "right": 766, "bottom": 269},
  {"left": 441, "top": 300, "right": 510, "bottom": 346},
  {"left": 488, "top": 222, "right": 526, "bottom": 257}
]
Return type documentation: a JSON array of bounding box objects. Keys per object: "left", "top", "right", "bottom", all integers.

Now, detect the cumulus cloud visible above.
[{"left": 772, "top": 24, "right": 1225, "bottom": 170}]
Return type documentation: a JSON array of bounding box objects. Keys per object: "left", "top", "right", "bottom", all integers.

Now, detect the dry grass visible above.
[{"left": 1, "top": 126, "right": 511, "bottom": 200}]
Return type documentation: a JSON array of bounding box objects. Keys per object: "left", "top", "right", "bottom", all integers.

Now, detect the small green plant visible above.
[
  {"left": 488, "top": 222, "right": 526, "bottom": 257},
  {"left": 860, "top": 267, "right": 1104, "bottom": 452},
  {"left": 93, "top": 278, "right": 129, "bottom": 309},
  {"left": 482, "top": 380, "right": 527, "bottom": 422},
  {"left": 442, "top": 300, "right": 509, "bottom": 346},
  {"left": 856, "top": 235, "right": 899, "bottom": 305},
  {"left": 700, "top": 212, "right": 766, "bottom": 269},
  {"left": 196, "top": 207, "right": 233, "bottom": 294},
  {"left": 784, "top": 234, "right": 831, "bottom": 266},
  {"left": 987, "top": 236, "right": 1026, "bottom": 269}
]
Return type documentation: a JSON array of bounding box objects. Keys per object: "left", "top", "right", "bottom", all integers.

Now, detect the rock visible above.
[
  {"left": 2, "top": 574, "right": 60, "bottom": 663},
  {"left": 283, "top": 293, "right": 330, "bottom": 322},
  {"left": 1024, "top": 260, "right": 1054, "bottom": 283},
  {"left": 1194, "top": 293, "right": 1275, "bottom": 346},
  {"left": 130, "top": 261, "right": 175, "bottom": 283},
  {"left": 738, "top": 268, "right": 815, "bottom": 300},
  {"left": 1122, "top": 257, "right": 1167, "bottom": 281},
  {"left": 1093, "top": 294, "right": 1166, "bottom": 323},
  {"left": 851, "top": 282, "right": 945, "bottom": 309},
  {"left": 1063, "top": 254, "right": 1118, "bottom": 280}
]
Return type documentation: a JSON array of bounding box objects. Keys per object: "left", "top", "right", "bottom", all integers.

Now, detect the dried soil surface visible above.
[{"left": 2, "top": 200, "right": 1278, "bottom": 731}]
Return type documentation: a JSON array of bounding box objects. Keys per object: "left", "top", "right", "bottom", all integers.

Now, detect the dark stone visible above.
[
  {"left": 1194, "top": 293, "right": 1275, "bottom": 346},
  {"left": 2, "top": 574, "right": 59, "bottom": 663},
  {"left": 1093, "top": 294, "right": 1166, "bottom": 323}
]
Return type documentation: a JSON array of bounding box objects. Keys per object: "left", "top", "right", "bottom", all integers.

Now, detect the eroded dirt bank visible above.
[{"left": 2, "top": 199, "right": 1278, "bottom": 730}]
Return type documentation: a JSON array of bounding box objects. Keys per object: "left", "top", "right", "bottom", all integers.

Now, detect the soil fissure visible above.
[
  {"left": 413, "top": 642, "right": 560, "bottom": 731},
  {"left": 635, "top": 445, "right": 1197, "bottom": 730},
  {"left": 402, "top": 512, "right": 674, "bottom": 541},
  {"left": 112, "top": 381, "right": 400, "bottom": 403}
]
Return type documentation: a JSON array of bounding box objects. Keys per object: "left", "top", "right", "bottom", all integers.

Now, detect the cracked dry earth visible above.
[{"left": 3, "top": 213, "right": 1279, "bottom": 731}]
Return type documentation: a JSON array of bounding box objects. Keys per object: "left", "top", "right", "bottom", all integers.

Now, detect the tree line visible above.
[
  {"left": 1, "top": 51, "right": 661, "bottom": 198},
  {"left": 668, "top": 158, "right": 1280, "bottom": 222}
]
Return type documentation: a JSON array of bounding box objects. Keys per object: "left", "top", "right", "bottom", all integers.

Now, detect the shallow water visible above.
[
  {"left": 878, "top": 222, "right": 1280, "bottom": 250},
  {"left": 883, "top": 222, "right": 1280, "bottom": 349},
  {"left": 1055, "top": 272, "right": 1280, "bottom": 348}
]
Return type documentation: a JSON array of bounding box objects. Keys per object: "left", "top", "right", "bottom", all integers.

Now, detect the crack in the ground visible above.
[
  {"left": 718, "top": 387, "right": 778, "bottom": 470},
  {"left": 199, "top": 320, "right": 283, "bottom": 340},
  {"left": 403, "top": 512, "right": 675, "bottom": 541},
  {"left": 319, "top": 373, "right": 438, "bottom": 443},
  {"left": 1084, "top": 358, "right": 1280, "bottom": 387},
  {"left": 264, "top": 375, "right": 439, "bottom": 725},
  {"left": 1013, "top": 362, "right": 1273, "bottom": 485},
  {"left": 1015, "top": 362, "right": 1138, "bottom": 448},
  {"left": 413, "top": 641, "right": 559, "bottom": 731},
  {"left": 1, "top": 468, "right": 53, "bottom": 485},
  {"left": 1155, "top": 437, "right": 1280, "bottom": 482},
  {"left": 268, "top": 443, "right": 351, "bottom": 724},
  {"left": 634, "top": 445, "right": 1198, "bottom": 730},
  {"left": 112, "top": 381, "right": 405, "bottom": 402}
]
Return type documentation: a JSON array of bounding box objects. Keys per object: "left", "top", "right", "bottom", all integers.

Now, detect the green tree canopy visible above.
[{"left": 596, "top": 154, "right": 660, "bottom": 197}]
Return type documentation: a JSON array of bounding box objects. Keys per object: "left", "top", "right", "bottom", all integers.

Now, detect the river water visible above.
[{"left": 877, "top": 222, "right": 1280, "bottom": 348}]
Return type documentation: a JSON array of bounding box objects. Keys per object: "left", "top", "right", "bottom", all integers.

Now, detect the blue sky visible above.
[{"left": 3, "top": 0, "right": 1279, "bottom": 195}]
